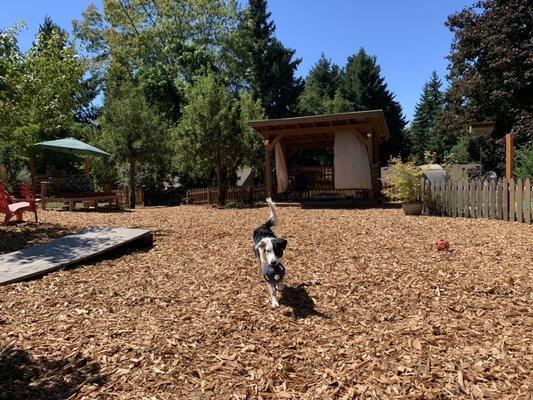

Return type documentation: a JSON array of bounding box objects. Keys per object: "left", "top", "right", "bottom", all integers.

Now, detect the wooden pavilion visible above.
[{"left": 248, "top": 110, "right": 390, "bottom": 201}]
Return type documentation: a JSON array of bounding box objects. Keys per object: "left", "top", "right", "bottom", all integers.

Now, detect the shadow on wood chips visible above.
[
  {"left": 281, "top": 284, "right": 329, "bottom": 319},
  {"left": 0, "top": 223, "right": 74, "bottom": 255},
  {"left": 0, "top": 344, "right": 107, "bottom": 400}
]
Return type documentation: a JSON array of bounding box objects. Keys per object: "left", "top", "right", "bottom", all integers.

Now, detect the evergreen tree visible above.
[
  {"left": 36, "top": 16, "right": 67, "bottom": 46},
  {"left": 410, "top": 72, "right": 444, "bottom": 163},
  {"left": 245, "top": 0, "right": 303, "bottom": 118},
  {"left": 298, "top": 54, "right": 350, "bottom": 115},
  {"left": 341, "top": 49, "right": 408, "bottom": 162}
]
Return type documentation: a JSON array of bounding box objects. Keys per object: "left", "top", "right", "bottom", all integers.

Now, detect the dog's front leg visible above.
[{"left": 267, "top": 283, "right": 279, "bottom": 309}]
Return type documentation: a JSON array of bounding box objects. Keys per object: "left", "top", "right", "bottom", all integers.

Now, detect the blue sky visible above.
[{"left": 1, "top": 0, "right": 475, "bottom": 123}]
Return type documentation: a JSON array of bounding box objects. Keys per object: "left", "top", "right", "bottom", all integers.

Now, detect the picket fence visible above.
[
  {"left": 423, "top": 177, "right": 532, "bottom": 224},
  {"left": 186, "top": 186, "right": 267, "bottom": 205}
]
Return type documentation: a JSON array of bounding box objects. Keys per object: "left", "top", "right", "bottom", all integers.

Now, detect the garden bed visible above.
[{"left": 0, "top": 206, "right": 531, "bottom": 399}]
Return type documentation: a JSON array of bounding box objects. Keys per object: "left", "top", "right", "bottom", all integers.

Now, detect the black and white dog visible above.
[{"left": 253, "top": 198, "right": 287, "bottom": 309}]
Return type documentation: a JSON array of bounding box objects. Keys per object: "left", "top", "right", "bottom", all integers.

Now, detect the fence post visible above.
[{"left": 524, "top": 178, "right": 531, "bottom": 224}]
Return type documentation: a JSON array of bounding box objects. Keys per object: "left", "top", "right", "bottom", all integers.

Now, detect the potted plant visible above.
[{"left": 384, "top": 158, "right": 424, "bottom": 215}]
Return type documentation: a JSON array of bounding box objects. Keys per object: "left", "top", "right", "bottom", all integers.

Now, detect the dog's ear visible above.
[{"left": 276, "top": 237, "right": 287, "bottom": 250}]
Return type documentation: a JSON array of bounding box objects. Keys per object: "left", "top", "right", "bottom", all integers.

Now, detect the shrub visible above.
[{"left": 384, "top": 158, "right": 424, "bottom": 203}]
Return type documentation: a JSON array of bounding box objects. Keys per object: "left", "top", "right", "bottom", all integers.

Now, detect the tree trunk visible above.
[
  {"left": 129, "top": 158, "right": 136, "bottom": 209},
  {"left": 215, "top": 163, "right": 228, "bottom": 206}
]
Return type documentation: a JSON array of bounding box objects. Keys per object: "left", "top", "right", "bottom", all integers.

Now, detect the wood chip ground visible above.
[{"left": 0, "top": 205, "right": 532, "bottom": 399}]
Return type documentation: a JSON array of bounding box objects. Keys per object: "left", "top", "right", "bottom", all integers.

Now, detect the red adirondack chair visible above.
[{"left": 0, "top": 182, "right": 38, "bottom": 225}]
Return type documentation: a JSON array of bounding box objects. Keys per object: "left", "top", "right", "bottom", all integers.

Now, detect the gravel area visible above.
[{"left": 0, "top": 205, "right": 532, "bottom": 399}]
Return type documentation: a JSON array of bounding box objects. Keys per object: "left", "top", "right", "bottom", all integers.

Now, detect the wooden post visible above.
[
  {"left": 505, "top": 133, "right": 514, "bottom": 181},
  {"left": 366, "top": 133, "right": 374, "bottom": 200},
  {"left": 264, "top": 140, "right": 273, "bottom": 198}
]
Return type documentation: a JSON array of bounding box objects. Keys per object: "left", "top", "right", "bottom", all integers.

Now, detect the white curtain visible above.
[
  {"left": 275, "top": 143, "right": 289, "bottom": 193},
  {"left": 334, "top": 131, "right": 372, "bottom": 189}
]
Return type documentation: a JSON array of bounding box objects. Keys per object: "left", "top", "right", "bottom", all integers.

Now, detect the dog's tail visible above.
[{"left": 265, "top": 197, "right": 278, "bottom": 228}]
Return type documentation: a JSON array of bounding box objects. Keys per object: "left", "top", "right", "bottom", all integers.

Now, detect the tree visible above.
[
  {"left": 445, "top": 0, "right": 532, "bottom": 169},
  {"left": 74, "top": 0, "right": 242, "bottom": 119},
  {"left": 244, "top": 0, "right": 303, "bottom": 118},
  {"left": 175, "top": 74, "right": 263, "bottom": 205},
  {"left": 101, "top": 82, "right": 171, "bottom": 208},
  {"left": 19, "top": 29, "right": 86, "bottom": 145},
  {"left": 341, "top": 49, "right": 408, "bottom": 162},
  {"left": 0, "top": 24, "right": 25, "bottom": 146},
  {"left": 409, "top": 72, "right": 444, "bottom": 163},
  {"left": 298, "top": 54, "right": 350, "bottom": 116}
]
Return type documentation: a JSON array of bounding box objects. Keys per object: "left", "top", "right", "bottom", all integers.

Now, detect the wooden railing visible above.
[
  {"left": 186, "top": 186, "right": 267, "bottom": 205},
  {"left": 423, "top": 177, "right": 532, "bottom": 224}
]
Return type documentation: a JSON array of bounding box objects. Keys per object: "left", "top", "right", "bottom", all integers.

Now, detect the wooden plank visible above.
[
  {"left": 490, "top": 179, "right": 496, "bottom": 219},
  {"left": 525, "top": 178, "right": 531, "bottom": 224},
  {"left": 482, "top": 180, "right": 489, "bottom": 218},
  {"left": 495, "top": 179, "right": 503, "bottom": 220},
  {"left": 503, "top": 179, "right": 509, "bottom": 221},
  {"left": 458, "top": 180, "right": 464, "bottom": 217},
  {"left": 516, "top": 178, "right": 523, "bottom": 223},
  {"left": 469, "top": 180, "right": 476, "bottom": 218},
  {"left": 464, "top": 180, "right": 470, "bottom": 217},
  {"left": 476, "top": 180, "right": 483, "bottom": 218},
  {"left": 509, "top": 179, "right": 515, "bottom": 222},
  {"left": 0, "top": 227, "right": 152, "bottom": 285}
]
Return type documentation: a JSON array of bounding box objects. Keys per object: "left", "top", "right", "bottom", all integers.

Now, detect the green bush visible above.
[
  {"left": 514, "top": 146, "right": 533, "bottom": 179},
  {"left": 384, "top": 158, "right": 424, "bottom": 203}
]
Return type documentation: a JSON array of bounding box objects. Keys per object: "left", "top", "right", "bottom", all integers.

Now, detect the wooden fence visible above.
[
  {"left": 186, "top": 186, "right": 267, "bottom": 205},
  {"left": 423, "top": 177, "right": 532, "bottom": 224}
]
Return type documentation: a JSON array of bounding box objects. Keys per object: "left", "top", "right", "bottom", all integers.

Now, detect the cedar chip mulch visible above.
[{"left": 0, "top": 206, "right": 532, "bottom": 399}]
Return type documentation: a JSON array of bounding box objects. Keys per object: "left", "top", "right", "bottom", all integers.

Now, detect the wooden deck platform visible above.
[{"left": 0, "top": 227, "right": 152, "bottom": 285}]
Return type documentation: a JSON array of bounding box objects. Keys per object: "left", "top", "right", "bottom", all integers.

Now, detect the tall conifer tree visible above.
[
  {"left": 245, "top": 0, "right": 303, "bottom": 118},
  {"left": 410, "top": 72, "right": 444, "bottom": 163},
  {"left": 341, "top": 49, "right": 408, "bottom": 162}
]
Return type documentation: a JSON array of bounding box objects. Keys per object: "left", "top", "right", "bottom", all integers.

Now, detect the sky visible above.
[{"left": 0, "top": 0, "right": 476, "bottom": 123}]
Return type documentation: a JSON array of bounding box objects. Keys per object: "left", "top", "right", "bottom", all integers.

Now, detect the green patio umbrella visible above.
[{"left": 34, "top": 137, "right": 109, "bottom": 157}]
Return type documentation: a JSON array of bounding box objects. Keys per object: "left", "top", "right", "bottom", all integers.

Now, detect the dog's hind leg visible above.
[{"left": 267, "top": 283, "right": 279, "bottom": 309}]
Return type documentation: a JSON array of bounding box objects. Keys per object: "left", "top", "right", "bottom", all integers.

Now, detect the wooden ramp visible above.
[{"left": 0, "top": 227, "right": 152, "bottom": 285}]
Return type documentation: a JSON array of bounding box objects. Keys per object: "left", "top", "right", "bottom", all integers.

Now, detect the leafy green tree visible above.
[
  {"left": 175, "top": 74, "right": 263, "bottom": 205},
  {"left": 101, "top": 82, "right": 172, "bottom": 208},
  {"left": 74, "top": 0, "right": 241, "bottom": 118},
  {"left": 445, "top": 0, "right": 532, "bottom": 169},
  {"left": 514, "top": 147, "right": 533, "bottom": 179},
  {"left": 409, "top": 72, "right": 444, "bottom": 163},
  {"left": 298, "top": 54, "right": 350, "bottom": 115},
  {"left": 341, "top": 48, "right": 408, "bottom": 162},
  {"left": 0, "top": 24, "right": 25, "bottom": 147},
  {"left": 19, "top": 29, "right": 86, "bottom": 144},
  {"left": 243, "top": 0, "right": 303, "bottom": 118}
]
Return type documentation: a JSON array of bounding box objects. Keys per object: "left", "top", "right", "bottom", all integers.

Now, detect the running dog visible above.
[{"left": 252, "top": 198, "right": 287, "bottom": 309}]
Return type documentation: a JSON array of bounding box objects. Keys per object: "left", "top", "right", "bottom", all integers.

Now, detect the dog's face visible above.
[{"left": 257, "top": 237, "right": 287, "bottom": 266}]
